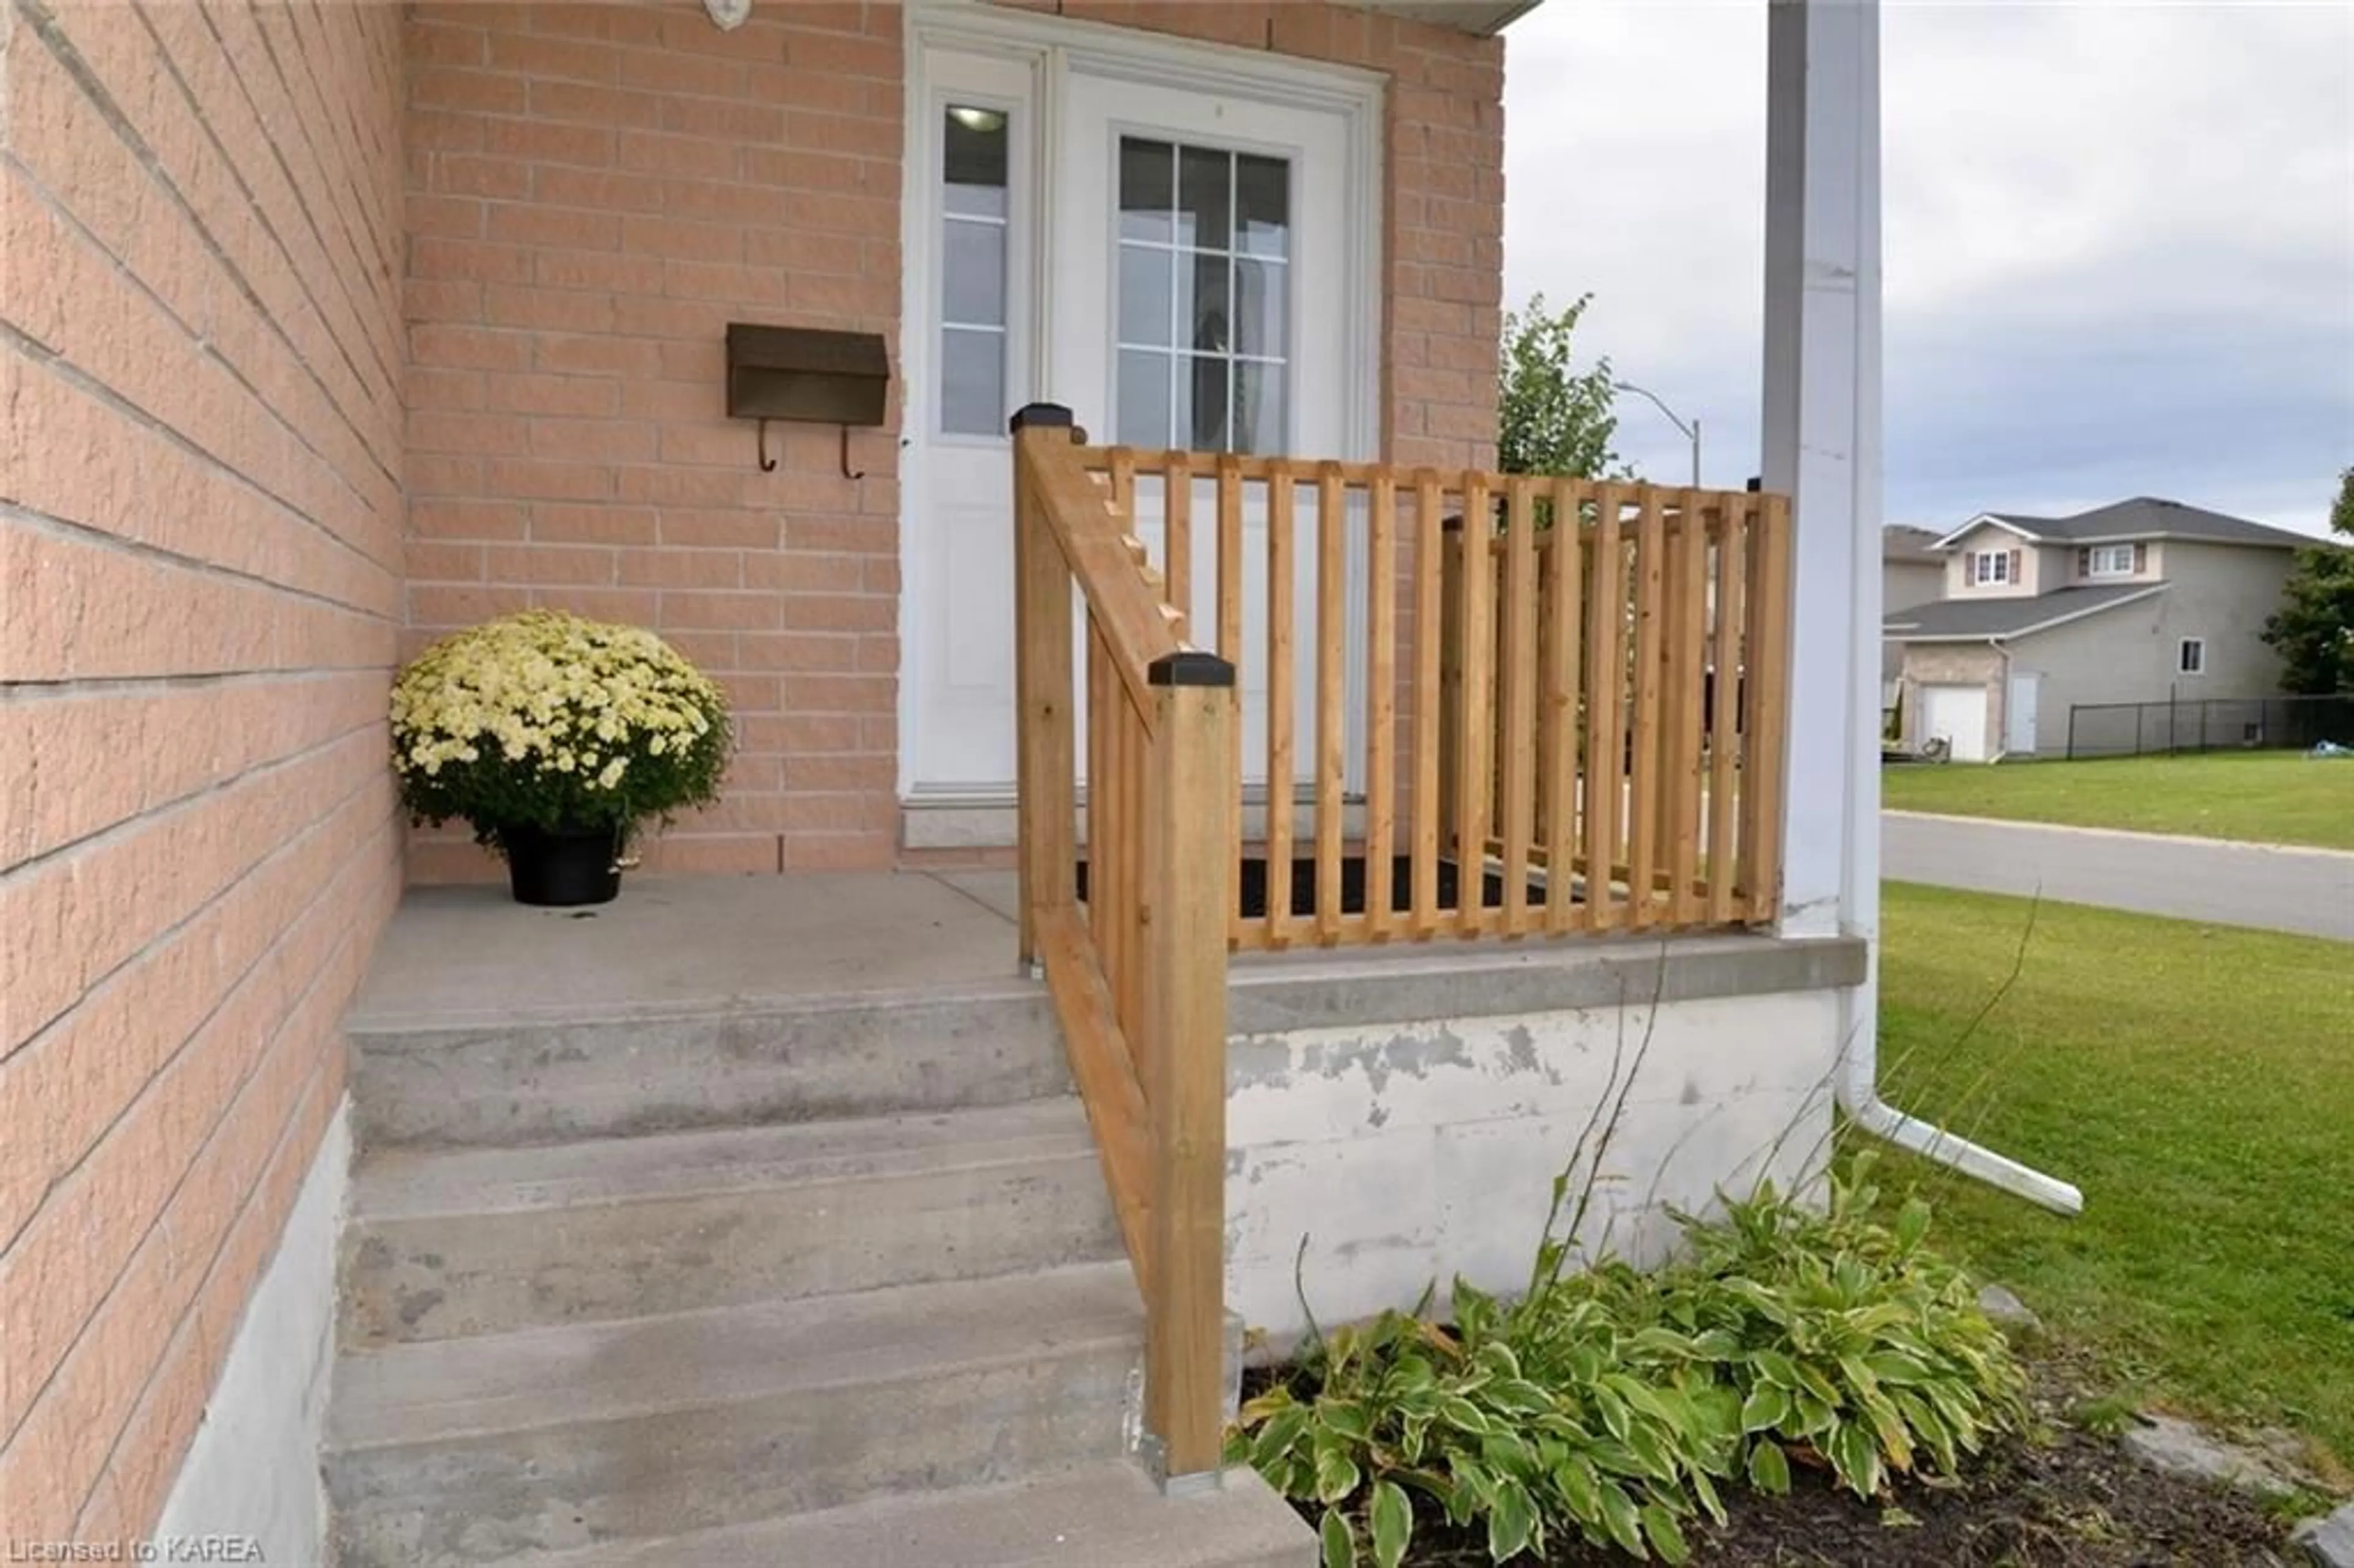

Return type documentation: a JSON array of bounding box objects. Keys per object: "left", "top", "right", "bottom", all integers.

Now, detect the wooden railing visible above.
[
  {"left": 1010, "top": 405, "right": 1235, "bottom": 1483},
  {"left": 1067, "top": 450, "right": 1794, "bottom": 949},
  {"left": 1009, "top": 409, "right": 1796, "bottom": 1479}
]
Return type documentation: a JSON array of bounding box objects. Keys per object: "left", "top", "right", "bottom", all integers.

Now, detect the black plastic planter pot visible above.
[{"left": 503, "top": 823, "right": 622, "bottom": 907}]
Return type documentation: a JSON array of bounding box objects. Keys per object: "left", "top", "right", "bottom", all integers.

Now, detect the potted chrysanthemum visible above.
[{"left": 389, "top": 610, "right": 733, "bottom": 907}]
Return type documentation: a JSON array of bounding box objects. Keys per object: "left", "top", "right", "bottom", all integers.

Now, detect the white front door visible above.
[
  {"left": 900, "top": 25, "right": 1372, "bottom": 816},
  {"left": 1051, "top": 73, "right": 1356, "bottom": 790}
]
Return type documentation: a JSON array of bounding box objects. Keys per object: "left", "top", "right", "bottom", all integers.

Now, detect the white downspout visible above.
[
  {"left": 1766, "top": 0, "right": 2078, "bottom": 1216},
  {"left": 1858, "top": 652, "right": 2076, "bottom": 1206}
]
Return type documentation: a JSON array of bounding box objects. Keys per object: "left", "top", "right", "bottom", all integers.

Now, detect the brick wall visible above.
[
  {"left": 402, "top": 0, "right": 1503, "bottom": 877},
  {"left": 401, "top": 1, "right": 904, "bottom": 877},
  {"left": 0, "top": 0, "right": 406, "bottom": 1543},
  {"left": 1899, "top": 644, "right": 2004, "bottom": 748}
]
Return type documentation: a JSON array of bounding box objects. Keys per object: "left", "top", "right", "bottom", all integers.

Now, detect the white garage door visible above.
[{"left": 1919, "top": 683, "right": 1990, "bottom": 763}]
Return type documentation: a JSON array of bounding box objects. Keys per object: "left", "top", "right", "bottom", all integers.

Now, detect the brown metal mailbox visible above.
[{"left": 725, "top": 323, "right": 889, "bottom": 427}]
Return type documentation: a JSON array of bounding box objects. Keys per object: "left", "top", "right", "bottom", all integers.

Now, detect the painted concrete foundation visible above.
[
  {"left": 1224, "top": 946, "right": 1856, "bottom": 1349},
  {"left": 151, "top": 1104, "right": 351, "bottom": 1566}
]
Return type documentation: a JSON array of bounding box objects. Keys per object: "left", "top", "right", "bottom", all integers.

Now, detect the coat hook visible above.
[
  {"left": 840, "top": 425, "right": 864, "bottom": 481},
  {"left": 756, "top": 419, "right": 777, "bottom": 473}
]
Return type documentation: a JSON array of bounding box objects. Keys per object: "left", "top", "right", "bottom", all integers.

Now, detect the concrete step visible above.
[
  {"left": 348, "top": 980, "right": 1068, "bottom": 1151},
  {"left": 504, "top": 1460, "right": 1317, "bottom": 1567},
  {"left": 325, "top": 1264, "right": 1146, "bottom": 1568},
  {"left": 340, "top": 1099, "right": 1123, "bottom": 1347}
]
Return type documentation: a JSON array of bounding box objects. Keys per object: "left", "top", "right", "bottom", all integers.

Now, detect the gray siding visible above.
[
  {"left": 2005, "top": 596, "right": 2171, "bottom": 753},
  {"left": 1881, "top": 558, "right": 1945, "bottom": 683},
  {"left": 2147, "top": 541, "right": 2294, "bottom": 698},
  {"left": 2005, "top": 545, "right": 2291, "bottom": 752},
  {"left": 1884, "top": 558, "right": 1945, "bottom": 615}
]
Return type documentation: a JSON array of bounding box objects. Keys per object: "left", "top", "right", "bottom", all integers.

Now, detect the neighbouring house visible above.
[
  {"left": 1885, "top": 498, "right": 2312, "bottom": 761},
  {"left": 1881, "top": 522, "right": 1944, "bottom": 687},
  {"left": 1, "top": 2, "right": 2056, "bottom": 1563}
]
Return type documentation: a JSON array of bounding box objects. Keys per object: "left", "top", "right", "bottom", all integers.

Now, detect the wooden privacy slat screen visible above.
[{"left": 1069, "top": 446, "right": 1795, "bottom": 949}]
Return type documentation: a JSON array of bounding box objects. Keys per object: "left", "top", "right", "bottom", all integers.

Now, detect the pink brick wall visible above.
[
  {"left": 401, "top": 1, "right": 904, "bottom": 878},
  {"left": 0, "top": 0, "right": 406, "bottom": 1543},
  {"left": 402, "top": 0, "right": 1502, "bottom": 877}
]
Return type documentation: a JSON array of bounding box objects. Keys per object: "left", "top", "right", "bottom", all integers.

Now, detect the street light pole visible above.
[{"left": 1610, "top": 380, "right": 1701, "bottom": 489}]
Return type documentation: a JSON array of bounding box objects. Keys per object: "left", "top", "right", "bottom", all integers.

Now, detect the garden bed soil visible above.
[{"left": 1253, "top": 1359, "right": 2302, "bottom": 1566}]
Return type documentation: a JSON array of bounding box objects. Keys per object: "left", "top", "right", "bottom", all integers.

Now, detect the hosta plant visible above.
[
  {"left": 1232, "top": 1278, "right": 1726, "bottom": 1567},
  {"left": 1656, "top": 1156, "right": 2032, "bottom": 1502},
  {"left": 1230, "top": 1160, "right": 2032, "bottom": 1566},
  {"left": 389, "top": 609, "right": 732, "bottom": 851}
]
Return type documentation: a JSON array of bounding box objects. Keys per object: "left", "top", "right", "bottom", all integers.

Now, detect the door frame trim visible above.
[{"left": 898, "top": 1, "right": 1385, "bottom": 812}]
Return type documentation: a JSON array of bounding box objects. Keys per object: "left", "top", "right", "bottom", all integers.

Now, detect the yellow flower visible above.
[{"left": 389, "top": 609, "right": 731, "bottom": 818}]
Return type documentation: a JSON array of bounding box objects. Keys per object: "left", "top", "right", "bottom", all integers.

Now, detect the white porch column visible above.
[
  {"left": 1759, "top": 3, "right": 2083, "bottom": 1214},
  {"left": 1761, "top": 0, "right": 1881, "bottom": 945}
]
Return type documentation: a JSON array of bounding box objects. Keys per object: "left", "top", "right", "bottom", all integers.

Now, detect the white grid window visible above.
[
  {"left": 2087, "top": 544, "right": 2135, "bottom": 578},
  {"left": 1971, "top": 550, "right": 2012, "bottom": 585},
  {"left": 939, "top": 105, "right": 1010, "bottom": 436},
  {"left": 1113, "top": 138, "right": 1291, "bottom": 454}
]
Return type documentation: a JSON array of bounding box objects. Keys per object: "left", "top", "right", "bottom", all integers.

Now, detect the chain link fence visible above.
[{"left": 2063, "top": 694, "right": 2354, "bottom": 759}]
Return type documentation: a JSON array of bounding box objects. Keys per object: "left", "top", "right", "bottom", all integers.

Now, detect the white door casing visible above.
[{"left": 899, "top": 9, "right": 1380, "bottom": 820}]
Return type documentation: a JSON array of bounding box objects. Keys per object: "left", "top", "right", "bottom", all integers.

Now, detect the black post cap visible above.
[
  {"left": 1147, "top": 650, "right": 1236, "bottom": 688},
  {"left": 1010, "top": 403, "right": 1075, "bottom": 433}
]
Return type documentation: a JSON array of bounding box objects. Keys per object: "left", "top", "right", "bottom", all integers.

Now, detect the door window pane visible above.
[
  {"left": 1233, "top": 258, "right": 1285, "bottom": 358},
  {"left": 1236, "top": 155, "right": 1290, "bottom": 257},
  {"left": 943, "top": 219, "right": 1005, "bottom": 327},
  {"left": 1177, "top": 145, "right": 1230, "bottom": 251},
  {"left": 941, "top": 327, "right": 1005, "bottom": 436},
  {"left": 1183, "top": 253, "right": 1230, "bottom": 355},
  {"left": 1111, "top": 135, "right": 1290, "bottom": 455},
  {"left": 939, "top": 104, "right": 1010, "bottom": 436},
  {"left": 1183, "top": 355, "right": 1229, "bottom": 451},
  {"left": 1233, "top": 362, "right": 1285, "bottom": 454},
  {"left": 943, "top": 105, "right": 1008, "bottom": 217},
  {"left": 1118, "top": 350, "right": 1172, "bottom": 447},
  {"left": 1118, "top": 246, "right": 1173, "bottom": 346},
  {"left": 1119, "top": 139, "right": 1175, "bottom": 243}
]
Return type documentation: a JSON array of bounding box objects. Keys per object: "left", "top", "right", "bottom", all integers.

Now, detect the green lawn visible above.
[
  {"left": 1882, "top": 750, "right": 2354, "bottom": 851},
  {"left": 1875, "top": 881, "right": 2354, "bottom": 1473}
]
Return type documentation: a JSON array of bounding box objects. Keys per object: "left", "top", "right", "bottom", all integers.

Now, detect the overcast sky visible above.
[{"left": 1500, "top": 1, "right": 2354, "bottom": 536}]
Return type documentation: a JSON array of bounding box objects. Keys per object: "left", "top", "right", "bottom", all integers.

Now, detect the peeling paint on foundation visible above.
[{"left": 1226, "top": 988, "right": 1846, "bottom": 1353}]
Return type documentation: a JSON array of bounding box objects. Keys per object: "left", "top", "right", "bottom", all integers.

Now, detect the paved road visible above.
[{"left": 1883, "top": 810, "right": 2354, "bottom": 942}]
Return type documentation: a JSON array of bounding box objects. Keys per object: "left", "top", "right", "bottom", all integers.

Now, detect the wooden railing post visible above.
[
  {"left": 1140, "top": 648, "right": 1236, "bottom": 1486},
  {"left": 1012, "top": 404, "right": 1078, "bottom": 968}
]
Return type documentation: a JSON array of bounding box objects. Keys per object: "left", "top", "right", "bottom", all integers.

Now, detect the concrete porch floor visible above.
[
  {"left": 349, "top": 872, "right": 1029, "bottom": 1030},
  {"left": 351, "top": 869, "right": 1870, "bottom": 1040}
]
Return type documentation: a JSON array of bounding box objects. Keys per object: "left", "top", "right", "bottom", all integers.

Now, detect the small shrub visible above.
[
  {"left": 1231, "top": 1162, "right": 2030, "bottom": 1566},
  {"left": 389, "top": 609, "right": 732, "bottom": 851},
  {"left": 1233, "top": 1278, "right": 1722, "bottom": 1567},
  {"left": 1648, "top": 1156, "right": 2031, "bottom": 1502}
]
